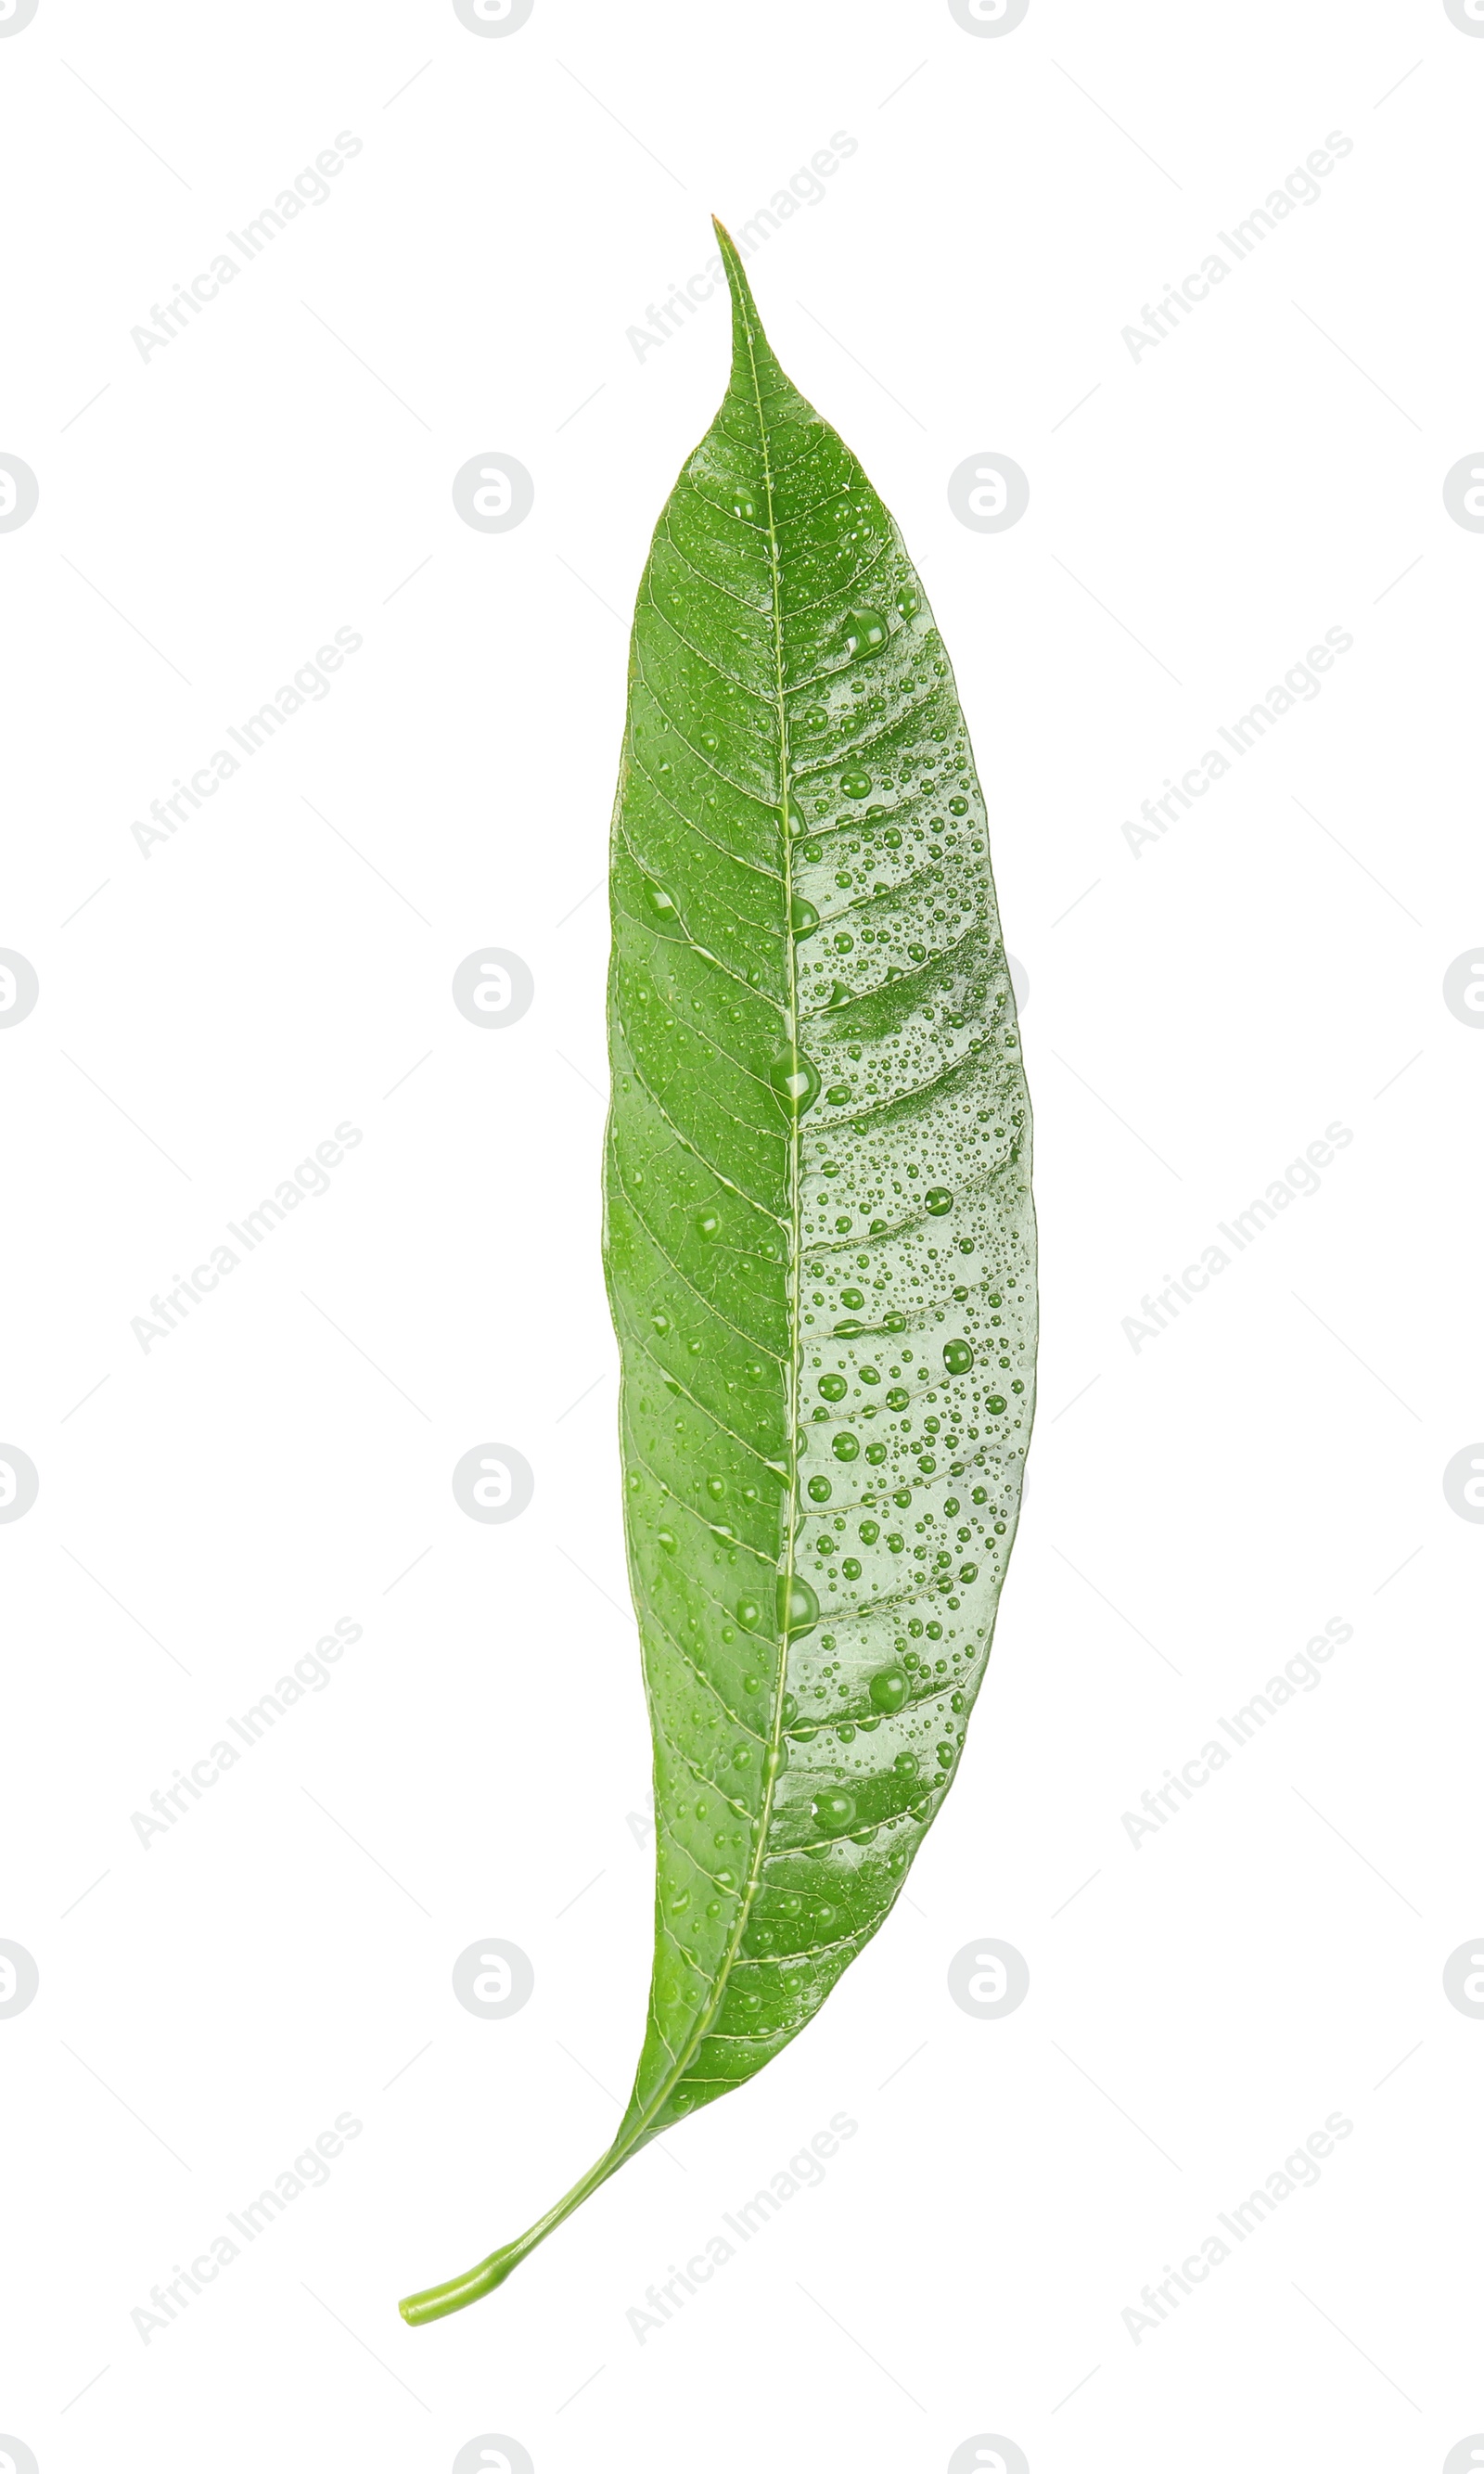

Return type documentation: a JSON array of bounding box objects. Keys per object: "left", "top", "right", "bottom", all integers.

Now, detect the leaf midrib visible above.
[{"left": 610, "top": 276, "right": 802, "bottom": 2157}]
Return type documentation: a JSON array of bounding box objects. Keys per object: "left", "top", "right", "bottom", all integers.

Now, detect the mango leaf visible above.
[{"left": 400, "top": 223, "right": 1035, "bottom": 2326}]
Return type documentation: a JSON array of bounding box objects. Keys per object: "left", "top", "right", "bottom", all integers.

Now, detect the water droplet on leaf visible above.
[
  {"left": 842, "top": 609, "right": 887, "bottom": 659},
  {"left": 766, "top": 1048, "right": 821, "bottom": 1116},
  {"left": 777, "top": 1575, "right": 820, "bottom": 1640}
]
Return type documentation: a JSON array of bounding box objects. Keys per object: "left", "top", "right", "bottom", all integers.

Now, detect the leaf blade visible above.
[{"left": 399, "top": 224, "right": 1035, "bottom": 2326}]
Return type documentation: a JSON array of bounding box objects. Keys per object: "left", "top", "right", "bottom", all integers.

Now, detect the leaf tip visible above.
[
  {"left": 711, "top": 214, "right": 746, "bottom": 288},
  {"left": 710, "top": 216, "right": 764, "bottom": 361}
]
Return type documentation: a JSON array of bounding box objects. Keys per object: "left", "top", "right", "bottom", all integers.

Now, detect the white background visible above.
[{"left": 2, "top": 2, "right": 1480, "bottom": 2468}]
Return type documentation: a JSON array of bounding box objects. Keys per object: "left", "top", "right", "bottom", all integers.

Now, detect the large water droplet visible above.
[
  {"left": 766, "top": 1047, "right": 821, "bottom": 1116},
  {"left": 777, "top": 1575, "right": 819, "bottom": 1640},
  {"left": 842, "top": 609, "right": 888, "bottom": 659}
]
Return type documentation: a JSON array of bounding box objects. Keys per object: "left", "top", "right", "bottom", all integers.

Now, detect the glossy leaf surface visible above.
[{"left": 401, "top": 224, "right": 1035, "bottom": 2325}]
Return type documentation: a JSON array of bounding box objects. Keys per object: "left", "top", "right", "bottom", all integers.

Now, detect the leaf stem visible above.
[{"left": 398, "top": 2147, "right": 621, "bottom": 2325}]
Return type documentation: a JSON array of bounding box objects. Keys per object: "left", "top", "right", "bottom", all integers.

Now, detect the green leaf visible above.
[{"left": 400, "top": 223, "right": 1035, "bottom": 2326}]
